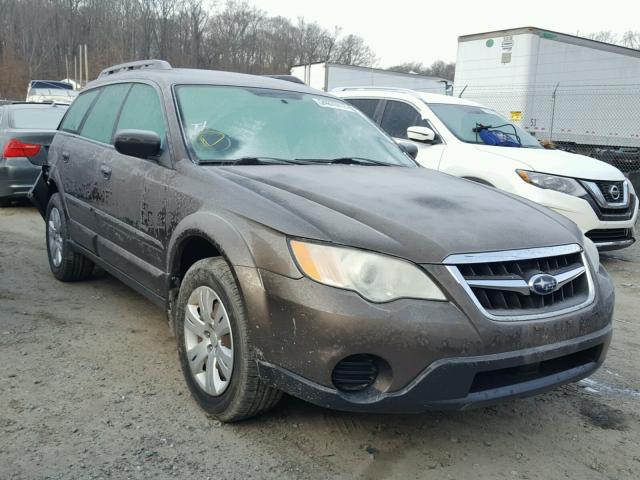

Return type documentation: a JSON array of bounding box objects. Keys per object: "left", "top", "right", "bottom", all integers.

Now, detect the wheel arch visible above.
[
  {"left": 167, "top": 212, "right": 256, "bottom": 285},
  {"left": 461, "top": 176, "right": 496, "bottom": 187}
]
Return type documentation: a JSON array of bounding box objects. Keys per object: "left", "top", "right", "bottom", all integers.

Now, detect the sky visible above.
[{"left": 248, "top": 0, "right": 639, "bottom": 67}]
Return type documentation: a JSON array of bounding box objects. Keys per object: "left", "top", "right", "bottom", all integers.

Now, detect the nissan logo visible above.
[
  {"left": 609, "top": 184, "right": 621, "bottom": 201},
  {"left": 529, "top": 274, "right": 558, "bottom": 295}
]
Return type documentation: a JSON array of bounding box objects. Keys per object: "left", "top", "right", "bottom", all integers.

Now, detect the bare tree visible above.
[
  {"left": 387, "top": 60, "right": 456, "bottom": 81},
  {"left": 0, "top": 0, "right": 379, "bottom": 99}
]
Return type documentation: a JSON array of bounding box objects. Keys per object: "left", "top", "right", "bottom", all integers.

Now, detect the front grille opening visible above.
[
  {"left": 586, "top": 228, "right": 633, "bottom": 243},
  {"left": 595, "top": 180, "right": 624, "bottom": 203},
  {"left": 457, "top": 251, "right": 589, "bottom": 314},
  {"left": 332, "top": 354, "right": 379, "bottom": 392},
  {"left": 469, "top": 345, "right": 602, "bottom": 393}
]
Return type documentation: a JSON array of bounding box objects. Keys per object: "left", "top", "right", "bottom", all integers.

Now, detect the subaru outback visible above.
[{"left": 29, "top": 60, "right": 614, "bottom": 422}]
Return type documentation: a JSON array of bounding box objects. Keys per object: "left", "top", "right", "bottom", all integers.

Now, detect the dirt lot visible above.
[{"left": 1, "top": 205, "right": 639, "bottom": 480}]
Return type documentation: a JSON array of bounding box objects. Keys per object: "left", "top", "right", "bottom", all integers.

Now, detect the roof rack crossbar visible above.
[{"left": 99, "top": 59, "right": 172, "bottom": 78}]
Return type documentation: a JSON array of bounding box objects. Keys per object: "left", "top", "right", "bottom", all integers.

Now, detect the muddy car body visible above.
[{"left": 30, "top": 60, "right": 614, "bottom": 421}]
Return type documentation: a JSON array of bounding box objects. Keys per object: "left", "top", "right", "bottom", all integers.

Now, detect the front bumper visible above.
[
  {"left": 257, "top": 324, "right": 611, "bottom": 413},
  {"left": 235, "top": 261, "right": 615, "bottom": 413},
  {"left": 0, "top": 157, "right": 40, "bottom": 200}
]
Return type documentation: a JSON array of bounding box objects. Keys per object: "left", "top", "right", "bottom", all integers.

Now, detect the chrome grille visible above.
[
  {"left": 595, "top": 181, "right": 624, "bottom": 203},
  {"left": 446, "top": 245, "right": 594, "bottom": 320}
]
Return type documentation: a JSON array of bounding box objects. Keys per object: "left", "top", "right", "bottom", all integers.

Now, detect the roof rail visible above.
[
  {"left": 99, "top": 59, "right": 172, "bottom": 78},
  {"left": 263, "top": 74, "right": 306, "bottom": 85},
  {"left": 331, "top": 86, "right": 420, "bottom": 94}
]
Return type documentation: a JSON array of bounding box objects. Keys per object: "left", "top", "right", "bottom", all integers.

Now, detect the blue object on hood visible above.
[{"left": 478, "top": 128, "right": 521, "bottom": 147}]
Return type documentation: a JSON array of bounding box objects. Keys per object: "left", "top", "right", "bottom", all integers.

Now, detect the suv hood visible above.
[
  {"left": 474, "top": 145, "right": 624, "bottom": 181},
  {"left": 215, "top": 166, "right": 582, "bottom": 264}
]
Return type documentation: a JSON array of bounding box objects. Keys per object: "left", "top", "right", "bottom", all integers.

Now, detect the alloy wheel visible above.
[{"left": 48, "top": 207, "right": 64, "bottom": 267}]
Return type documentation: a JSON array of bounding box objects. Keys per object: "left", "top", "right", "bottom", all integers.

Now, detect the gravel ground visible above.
[{"left": 1, "top": 204, "right": 639, "bottom": 480}]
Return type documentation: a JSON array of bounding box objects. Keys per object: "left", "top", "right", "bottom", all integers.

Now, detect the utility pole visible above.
[
  {"left": 78, "top": 45, "right": 83, "bottom": 87},
  {"left": 74, "top": 56, "right": 78, "bottom": 90},
  {"left": 84, "top": 44, "right": 89, "bottom": 84},
  {"left": 65, "top": 55, "right": 69, "bottom": 82}
]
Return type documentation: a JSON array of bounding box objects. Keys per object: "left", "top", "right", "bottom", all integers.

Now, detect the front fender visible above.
[
  {"left": 166, "top": 210, "right": 302, "bottom": 279},
  {"left": 167, "top": 211, "right": 256, "bottom": 274}
]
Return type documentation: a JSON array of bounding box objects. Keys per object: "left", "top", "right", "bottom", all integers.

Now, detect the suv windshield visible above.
[
  {"left": 428, "top": 103, "right": 541, "bottom": 148},
  {"left": 175, "top": 85, "right": 414, "bottom": 166},
  {"left": 10, "top": 107, "right": 67, "bottom": 130}
]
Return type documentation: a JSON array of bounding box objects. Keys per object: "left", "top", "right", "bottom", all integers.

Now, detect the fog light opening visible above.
[{"left": 332, "top": 354, "right": 391, "bottom": 393}]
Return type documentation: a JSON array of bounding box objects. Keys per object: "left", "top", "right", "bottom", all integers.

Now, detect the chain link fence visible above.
[{"left": 454, "top": 84, "right": 640, "bottom": 178}]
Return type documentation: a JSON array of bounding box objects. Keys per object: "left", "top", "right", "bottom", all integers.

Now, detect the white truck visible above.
[
  {"left": 453, "top": 27, "right": 640, "bottom": 163},
  {"left": 291, "top": 62, "right": 450, "bottom": 94}
]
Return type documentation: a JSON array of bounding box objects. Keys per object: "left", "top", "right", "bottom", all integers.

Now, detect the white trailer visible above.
[
  {"left": 291, "top": 62, "right": 450, "bottom": 94},
  {"left": 453, "top": 27, "right": 640, "bottom": 150}
]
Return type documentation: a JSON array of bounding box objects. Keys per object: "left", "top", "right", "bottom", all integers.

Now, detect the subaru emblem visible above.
[{"left": 529, "top": 274, "right": 558, "bottom": 295}]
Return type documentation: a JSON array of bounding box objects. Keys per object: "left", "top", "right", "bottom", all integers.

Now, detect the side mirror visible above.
[
  {"left": 397, "top": 140, "right": 418, "bottom": 160},
  {"left": 114, "top": 129, "right": 161, "bottom": 159},
  {"left": 407, "top": 126, "right": 436, "bottom": 144}
]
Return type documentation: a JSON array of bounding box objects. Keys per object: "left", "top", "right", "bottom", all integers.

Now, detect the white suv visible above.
[{"left": 335, "top": 87, "right": 638, "bottom": 251}]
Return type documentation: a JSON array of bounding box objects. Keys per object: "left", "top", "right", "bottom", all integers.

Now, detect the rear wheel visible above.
[
  {"left": 176, "top": 257, "right": 282, "bottom": 422},
  {"left": 46, "top": 193, "right": 94, "bottom": 281}
]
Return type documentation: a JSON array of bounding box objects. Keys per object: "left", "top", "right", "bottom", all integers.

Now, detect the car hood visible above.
[
  {"left": 473, "top": 145, "right": 624, "bottom": 181},
  {"left": 214, "top": 166, "right": 582, "bottom": 264}
]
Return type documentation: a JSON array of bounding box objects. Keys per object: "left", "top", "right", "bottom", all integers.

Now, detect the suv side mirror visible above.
[
  {"left": 397, "top": 140, "right": 418, "bottom": 159},
  {"left": 114, "top": 129, "right": 161, "bottom": 159},
  {"left": 407, "top": 126, "right": 435, "bottom": 144}
]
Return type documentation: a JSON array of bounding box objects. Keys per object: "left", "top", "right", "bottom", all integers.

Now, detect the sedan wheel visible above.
[{"left": 184, "top": 286, "right": 234, "bottom": 396}]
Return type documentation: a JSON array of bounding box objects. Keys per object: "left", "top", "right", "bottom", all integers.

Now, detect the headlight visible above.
[
  {"left": 289, "top": 240, "right": 446, "bottom": 302},
  {"left": 517, "top": 170, "right": 587, "bottom": 197},
  {"left": 583, "top": 235, "right": 600, "bottom": 269}
]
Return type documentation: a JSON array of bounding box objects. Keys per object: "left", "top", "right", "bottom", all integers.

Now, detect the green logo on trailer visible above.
[{"left": 486, "top": 39, "right": 494, "bottom": 47}]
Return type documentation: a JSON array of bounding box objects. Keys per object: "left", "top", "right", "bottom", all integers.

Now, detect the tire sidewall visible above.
[{"left": 175, "top": 259, "right": 249, "bottom": 416}]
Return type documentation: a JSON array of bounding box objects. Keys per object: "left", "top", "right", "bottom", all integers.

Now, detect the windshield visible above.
[
  {"left": 29, "top": 81, "right": 73, "bottom": 90},
  {"left": 10, "top": 108, "right": 67, "bottom": 129},
  {"left": 175, "top": 85, "right": 414, "bottom": 166},
  {"left": 428, "top": 103, "right": 541, "bottom": 148}
]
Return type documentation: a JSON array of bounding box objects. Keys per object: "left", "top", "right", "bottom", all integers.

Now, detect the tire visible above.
[
  {"left": 0, "top": 198, "right": 12, "bottom": 208},
  {"left": 175, "top": 257, "right": 282, "bottom": 422},
  {"left": 45, "top": 193, "right": 94, "bottom": 282}
]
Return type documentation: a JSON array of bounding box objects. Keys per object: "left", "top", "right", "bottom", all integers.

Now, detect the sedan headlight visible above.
[
  {"left": 289, "top": 240, "right": 446, "bottom": 302},
  {"left": 517, "top": 170, "right": 587, "bottom": 197}
]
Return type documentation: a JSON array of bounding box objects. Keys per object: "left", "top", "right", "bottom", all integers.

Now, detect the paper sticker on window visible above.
[
  {"left": 312, "top": 97, "right": 354, "bottom": 111},
  {"left": 510, "top": 111, "right": 522, "bottom": 122}
]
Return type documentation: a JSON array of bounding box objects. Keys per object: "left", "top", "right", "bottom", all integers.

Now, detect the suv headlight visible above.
[
  {"left": 517, "top": 170, "right": 587, "bottom": 197},
  {"left": 289, "top": 240, "right": 446, "bottom": 302}
]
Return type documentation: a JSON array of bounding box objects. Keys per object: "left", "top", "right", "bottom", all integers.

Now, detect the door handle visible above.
[
  {"left": 62, "top": 151, "right": 70, "bottom": 163},
  {"left": 100, "top": 164, "right": 112, "bottom": 179}
]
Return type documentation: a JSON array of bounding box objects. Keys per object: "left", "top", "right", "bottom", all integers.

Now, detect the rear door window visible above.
[
  {"left": 345, "top": 98, "right": 380, "bottom": 121},
  {"left": 115, "top": 84, "right": 166, "bottom": 143},
  {"left": 59, "top": 89, "right": 100, "bottom": 133},
  {"left": 80, "top": 83, "right": 131, "bottom": 144},
  {"left": 380, "top": 100, "right": 423, "bottom": 139}
]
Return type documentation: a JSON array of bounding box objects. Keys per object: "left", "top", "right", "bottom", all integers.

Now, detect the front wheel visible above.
[
  {"left": 45, "top": 193, "right": 94, "bottom": 281},
  {"left": 175, "top": 257, "right": 281, "bottom": 422}
]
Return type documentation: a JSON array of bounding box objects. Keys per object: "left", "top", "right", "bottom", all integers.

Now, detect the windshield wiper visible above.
[
  {"left": 200, "top": 157, "right": 307, "bottom": 166},
  {"left": 295, "top": 157, "right": 394, "bottom": 166}
]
